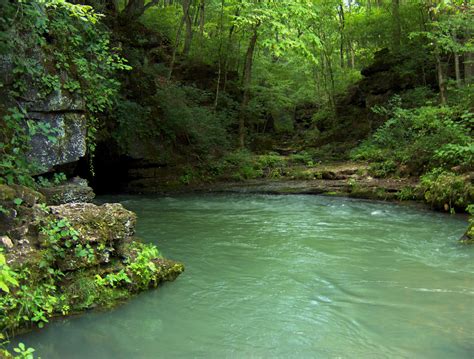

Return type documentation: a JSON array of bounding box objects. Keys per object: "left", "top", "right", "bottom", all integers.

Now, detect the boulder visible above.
[
  {"left": 1, "top": 197, "right": 184, "bottom": 335},
  {"left": 39, "top": 178, "right": 95, "bottom": 205},
  {"left": 48, "top": 202, "right": 137, "bottom": 245},
  {"left": 0, "top": 45, "right": 88, "bottom": 175},
  {"left": 27, "top": 111, "right": 88, "bottom": 174}
]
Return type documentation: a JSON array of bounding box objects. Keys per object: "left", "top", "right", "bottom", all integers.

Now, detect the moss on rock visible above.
[{"left": 0, "top": 200, "right": 184, "bottom": 337}]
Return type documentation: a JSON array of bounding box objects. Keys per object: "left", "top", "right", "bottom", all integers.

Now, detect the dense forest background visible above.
[{"left": 0, "top": 0, "right": 472, "bottom": 209}]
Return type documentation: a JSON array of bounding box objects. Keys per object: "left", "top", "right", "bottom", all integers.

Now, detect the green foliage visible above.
[
  {"left": 127, "top": 243, "right": 161, "bottom": 290},
  {"left": 466, "top": 205, "right": 474, "bottom": 239},
  {"left": 0, "top": 250, "right": 18, "bottom": 294},
  {"left": 36, "top": 172, "right": 67, "bottom": 188},
  {"left": 12, "top": 342, "right": 36, "bottom": 359},
  {"left": 0, "top": 267, "right": 64, "bottom": 331},
  {"left": 0, "top": 0, "right": 130, "bottom": 185},
  {"left": 1, "top": 213, "right": 166, "bottom": 335},
  {"left": 420, "top": 169, "right": 473, "bottom": 211},
  {"left": 219, "top": 150, "right": 262, "bottom": 180},
  {"left": 154, "top": 83, "right": 232, "bottom": 157},
  {"left": 208, "top": 150, "right": 293, "bottom": 181},
  {"left": 95, "top": 270, "right": 131, "bottom": 289},
  {"left": 352, "top": 97, "right": 473, "bottom": 176},
  {"left": 289, "top": 151, "right": 314, "bottom": 166},
  {"left": 39, "top": 218, "right": 83, "bottom": 264},
  {"left": 397, "top": 186, "right": 420, "bottom": 201},
  {"left": 0, "top": 108, "right": 41, "bottom": 187},
  {"left": 112, "top": 82, "right": 233, "bottom": 161}
]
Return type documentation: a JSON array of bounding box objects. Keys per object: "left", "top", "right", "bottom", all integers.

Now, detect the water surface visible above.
[{"left": 15, "top": 194, "right": 473, "bottom": 358}]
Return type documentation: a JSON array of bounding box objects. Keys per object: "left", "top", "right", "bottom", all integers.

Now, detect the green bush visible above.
[
  {"left": 289, "top": 151, "right": 314, "bottom": 166},
  {"left": 352, "top": 98, "right": 472, "bottom": 176},
  {"left": 214, "top": 151, "right": 290, "bottom": 181},
  {"left": 420, "top": 170, "right": 473, "bottom": 211}
]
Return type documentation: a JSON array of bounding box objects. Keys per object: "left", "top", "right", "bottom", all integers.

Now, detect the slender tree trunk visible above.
[
  {"left": 338, "top": 2, "right": 345, "bottom": 68},
  {"left": 324, "top": 50, "right": 336, "bottom": 111},
  {"left": 392, "top": 0, "right": 401, "bottom": 53},
  {"left": 239, "top": 25, "right": 259, "bottom": 149},
  {"left": 199, "top": 0, "right": 205, "bottom": 35},
  {"left": 464, "top": 52, "right": 474, "bottom": 84},
  {"left": 182, "top": 0, "right": 193, "bottom": 56},
  {"left": 350, "top": 42, "right": 355, "bottom": 68},
  {"left": 454, "top": 52, "right": 462, "bottom": 88},
  {"left": 214, "top": 0, "right": 225, "bottom": 109},
  {"left": 436, "top": 52, "right": 447, "bottom": 105},
  {"left": 222, "top": 5, "right": 240, "bottom": 93},
  {"left": 168, "top": 2, "right": 190, "bottom": 79}
]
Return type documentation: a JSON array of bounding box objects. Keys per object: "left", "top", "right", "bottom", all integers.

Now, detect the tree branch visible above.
[{"left": 142, "top": 0, "right": 161, "bottom": 13}]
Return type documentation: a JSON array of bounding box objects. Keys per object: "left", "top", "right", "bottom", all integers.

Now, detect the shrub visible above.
[
  {"left": 420, "top": 170, "right": 473, "bottom": 211},
  {"left": 352, "top": 99, "right": 472, "bottom": 176}
]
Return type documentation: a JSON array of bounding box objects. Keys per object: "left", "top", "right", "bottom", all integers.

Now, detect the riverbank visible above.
[
  {"left": 0, "top": 184, "right": 184, "bottom": 350},
  {"left": 126, "top": 161, "right": 421, "bottom": 202},
  {"left": 122, "top": 158, "right": 472, "bottom": 241}
]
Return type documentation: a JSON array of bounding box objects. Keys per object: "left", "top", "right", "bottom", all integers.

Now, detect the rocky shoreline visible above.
[
  {"left": 0, "top": 182, "right": 184, "bottom": 344},
  {"left": 126, "top": 162, "right": 421, "bottom": 203}
]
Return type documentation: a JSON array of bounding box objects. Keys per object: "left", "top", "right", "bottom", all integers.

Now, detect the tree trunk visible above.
[
  {"left": 222, "top": 5, "right": 240, "bottom": 93},
  {"left": 350, "top": 42, "right": 355, "bottom": 68},
  {"left": 436, "top": 52, "right": 447, "bottom": 105},
  {"left": 454, "top": 52, "right": 462, "bottom": 88},
  {"left": 338, "top": 2, "right": 345, "bottom": 68},
  {"left": 239, "top": 26, "right": 259, "bottom": 149},
  {"left": 121, "top": 0, "right": 161, "bottom": 21},
  {"left": 464, "top": 52, "right": 474, "bottom": 84},
  {"left": 182, "top": 0, "right": 193, "bottom": 56},
  {"left": 392, "top": 0, "right": 401, "bottom": 53},
  {"left": 199, "top": 0, "right": 205, "bottom": 35},
  {"left": 214, "top": 0, "right": 225, "bottom": 109},
  {"left": 324, "top": 50, "right": 337, "bottom": 111},
  {"left": 168, "top": 2, "right": 190, "bottom": 79}
]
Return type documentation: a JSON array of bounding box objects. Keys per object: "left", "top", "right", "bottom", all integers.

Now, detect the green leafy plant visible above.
[
  {"left": 13, "top": 342, "right": 35, "bottom": 359},
  {"left": 420, "top": 169, "right": 473, "bottom": 211},
  {"left": 127, "top": 244, "right": 161, "bottom": 290},
  {"left": 352, "top": 99, "right": 472, "bottom": 177},
  {"left": 95, "top": 270, "right": 131, "bottom": 289},
  {"left": 0, "top": 249, "right": 19, "bottom": 293}
]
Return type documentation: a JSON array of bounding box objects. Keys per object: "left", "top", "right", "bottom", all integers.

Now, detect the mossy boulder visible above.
[
  {"left": 0, "top": 184, "right": 45, "bottom": 240},
  {"left": 0, "top": 184, "right": 45, "bottom": 207},
  {"left": 39, "top": 179, "right": 95, "bottom": 205},
  {"left": 1, "top": 200, "right": 184, "bottom": 336},
  {"left": 49, "top": 203, "right": 136, "bottom": 244},
  {"left": 0, "top": 184, "right": 16, "bottom": 202}
]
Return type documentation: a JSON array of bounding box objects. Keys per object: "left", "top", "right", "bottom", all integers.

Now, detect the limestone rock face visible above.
[
  {"left": 27, "top": 111, "right": 87, "bottom": 174},
  {"left": 0, "top": 51, "right": 88, "bottom": 175}
]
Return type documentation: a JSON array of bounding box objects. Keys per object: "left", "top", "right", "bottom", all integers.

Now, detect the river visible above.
[{"left": 14, "top": 194, "right": 473, "bottom": 358}]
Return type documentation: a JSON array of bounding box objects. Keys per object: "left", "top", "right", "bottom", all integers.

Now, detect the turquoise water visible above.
[{"left": 14, "top": 194, "right": 473, "bottom": 358}]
